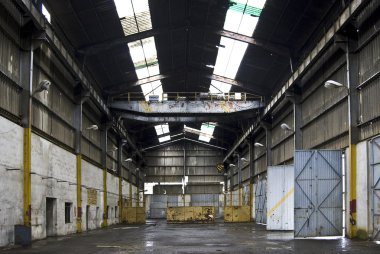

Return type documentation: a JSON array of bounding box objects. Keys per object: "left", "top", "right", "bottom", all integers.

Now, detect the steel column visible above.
[
  {"left": 100, "top": 123, "right": 111, "bottom": 227},
  {"left": 117, "top": 139, "right": 126, "bottom": 222},
  {"left": 20, "top": 39, "right": 34, "bottom": 228},
  {"left": 347, "top": 36, "right": 360, "bottom": 238},
  {"left": 73, "top": 94, "right": 86, "bottom": 233}
]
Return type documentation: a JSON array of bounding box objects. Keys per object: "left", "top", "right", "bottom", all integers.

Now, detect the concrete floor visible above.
[{"left": 1, "top": 220, "right": 379, "bottom": 254}]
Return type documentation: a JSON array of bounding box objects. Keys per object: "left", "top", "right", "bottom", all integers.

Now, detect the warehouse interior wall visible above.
[{"left": 1, "top": 0, "right": 380, "bottom": 247}]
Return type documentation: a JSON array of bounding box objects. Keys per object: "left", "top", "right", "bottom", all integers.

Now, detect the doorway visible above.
[
  {"left": 46, "top": 198, "right": 57, "bottom": 237},
  {"left": 86, "top": 205, "right": 90, "bottom": 230}
]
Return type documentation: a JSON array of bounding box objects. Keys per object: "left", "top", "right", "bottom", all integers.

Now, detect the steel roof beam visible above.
[
  {"left": 77, "top": 26, "right": 289, "bottom": 58},
  {"left": 110, "top": 100, "right": 264, "bottom": 114},
  {"left": 105, "top": 70, "right": 269, "bottom": 96}
]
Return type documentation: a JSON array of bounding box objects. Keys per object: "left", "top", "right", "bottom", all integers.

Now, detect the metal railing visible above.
[{"left": 114, "top": 92, "right": 263, "bottom": 102}]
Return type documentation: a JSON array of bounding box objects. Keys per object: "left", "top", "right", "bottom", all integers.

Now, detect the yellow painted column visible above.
[
  {"left": 76, "top": 155, "right": 82, "bottom": 233},
  {"left": 119, "top": 176, "right": 122, "bottom": 221},
  {"left": 23, "top": 128, "right": 32, "bottom": 226},
  {"left": 102, "top": 168, "right": 108, "bottom": 227},
  {"left": 349, "top": 144, "right": 357, "bottom": 238}
]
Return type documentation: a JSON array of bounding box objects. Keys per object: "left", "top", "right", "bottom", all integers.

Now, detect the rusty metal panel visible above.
[
  {"left": 122, "top": 207, "right": 146, "bottom": 224},
  {"left": 167, "top": 206, "right": 215, "bottom": 223},
  {"left": 224, "top": 206, "right": 250, "bottom": 222},
  {"left": 224, "top": 207, "right": 233, "bottom": 222}
]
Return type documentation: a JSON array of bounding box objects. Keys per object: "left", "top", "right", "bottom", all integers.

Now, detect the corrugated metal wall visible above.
[
  {"left": 253, "top": 132, "right": 267, "bottom": 176},
  {"left": 358, "top": 12, "right": 380, "bottom": 140},
  {"left": 0, "top": 6, "right": 21, "bottom": 117},
  {"left": 145, "top": 142, "right": 223, "bottom": 193},
  {"left": 271, "top": 111, "right": 294, "bottom": 165},
  {"left": 81, "top": 111, "right": 102, "bottom": 164},
  {"left": 301, "top": 57, "right": 348, "bottom": 149},
  {"left": 106, "top": 134, "right": 118, "bottom": 172}
]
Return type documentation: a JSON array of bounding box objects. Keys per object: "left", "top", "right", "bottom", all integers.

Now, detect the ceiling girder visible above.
[
  {"left": 118, "top": 113, "right": 257, "bottom": 123},
  {"left": 106, "top": 69, "right": 269, "bottom": 96},
  {"left": 110, "top": 100, "right": 264, "bottom": 114},
  {"left": 77, "top": 26, "right": 290, "bottom": 58}
]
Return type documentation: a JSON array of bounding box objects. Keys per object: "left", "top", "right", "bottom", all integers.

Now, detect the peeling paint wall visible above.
[
  {"left": 356, "top": 141, "right": 369, "bottom": 235},
  {"left": 31, "top": 134, "right": 77, "bottom": 240},
  {"left": 0, "top": 116, "right": 23, "bottom": 246},
  {"left": 106, "top": 172, "right": 120, "bottom": 225},
  {"left": 81, "top": 160, "right": 104, "bottom": 231}
]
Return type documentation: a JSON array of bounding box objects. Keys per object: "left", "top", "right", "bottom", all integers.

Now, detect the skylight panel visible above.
[
  {"left": 159, "top": 135, "right": 171, "bottom": 143},
  {"left": 199, "top": 135, "right": 211, "bottom": 143},
  {"left": 128, "top": 37, "right": 159, "bottom": 79},
  {"left": 114, "top": 0, "right": 152, "bottom": 36},
  {"left": 155, "top": 124, "right": 170, "bottom": 136},
  {"left": 209, "top": 80, "right": 232, "bottom": 94},
  {"left": 141, "top": 81, "right": 163, "bottom": 101},
  {"left": 213, "top": 37, "right": 248, "bottom": 79},
  {"left": 42, "top": 4, "right": 51, "bottom": 23},
  {"left": 212, "top": 0, "right": 266, "bottom": 80},
  {"left": 198, "top": 123, "right": 216, "bottom": 143}
]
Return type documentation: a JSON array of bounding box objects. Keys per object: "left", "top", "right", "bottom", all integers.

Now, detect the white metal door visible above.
[
  {"left": 294, "top": 150, "right": 342, "bottom": 237},
  {"left": 370, "top": 137, "right": 380, "bottom": 239},
  {"left": 267, "top": 165, "right": 294, "bottom": 230}
]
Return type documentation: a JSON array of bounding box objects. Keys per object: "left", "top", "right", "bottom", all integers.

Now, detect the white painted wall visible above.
[
  {"left": 31, "top": 134, "right": 77, "bottom": 240},
  {"left": 106, "top": 172, "right": 119, "bottom": 225},
  {"left": 81, "top": 160, "right": 104, "bottom": 230},
  {"left": 356, "top": 141, "right": 369, "bottom": 234},
  {"left": 132, "top": 185, "right": 137, "bottom": 207},
  {"left": 0, "top": 116, "right": 23, "bottom": 246}
]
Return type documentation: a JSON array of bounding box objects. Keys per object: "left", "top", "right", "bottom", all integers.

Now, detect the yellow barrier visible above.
[
  {"left": 167, "top": 206, "right": 215, "bottom": 223},
  {"left": 224, "top": 206, "right": 250, "bottom": 222},
  {"left": 121, "top": 207, "right": 146, "bottom": 224}
]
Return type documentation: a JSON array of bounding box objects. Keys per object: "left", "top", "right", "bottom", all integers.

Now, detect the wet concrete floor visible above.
[{"left": 1, "top": 220, "right": 379, "bottom": 253}]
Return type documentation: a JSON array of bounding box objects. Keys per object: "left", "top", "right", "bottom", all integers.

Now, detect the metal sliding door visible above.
[
  {"left": 255, "top": 176, "right": 267, "bottom": 224},
  {"left": 294, "top": 150, "right": 342, "bottom": 237},
  {"left": 370, "top": 137, "right": 380, "bottom": 239}
]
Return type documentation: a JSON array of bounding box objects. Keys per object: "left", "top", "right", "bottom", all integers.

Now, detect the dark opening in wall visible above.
[{"left": 65, "top": 202, "right": 72, "bottom": 224}]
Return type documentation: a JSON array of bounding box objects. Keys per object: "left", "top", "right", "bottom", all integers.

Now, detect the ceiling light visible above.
[
  {"left": 86, "top": 125, "right": 98, "bottom": 130},
  {"left": 229, "top": 163, "right": 235, "bottom": 167},
  {"left": 34, "top": 80, "right": 51, "bottom": 94},
  {"left": 324, "top": 80, "right": 347, "bottom": 89},
  {"left": 206, "top": 64, "right": 215, "bottom": 68},
  {"left": 254, "top": 142, "right": 264, "bottom": 147},
  {"left": 136, "top": 168, "right": 139, "bottom": 171},
  {"left": 280, "top": 123, "right": 293, "bottom": 131},
  {"left": 109, "top": 145, "right": 118, "bottom": 151},
  {"left": 241, "top": 158, "right": 249, "bottom": 162},
  {"left": 125, "top": 158, "right": 133, "bottom": 162}
]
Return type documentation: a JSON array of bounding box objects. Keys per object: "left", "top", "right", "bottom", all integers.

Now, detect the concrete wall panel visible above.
[
  {"left": 0, "top": 117, "right": 23, "bottom": 246},
  {"left": 31, "top": 134, "right": 77, "bottom": 240}
]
